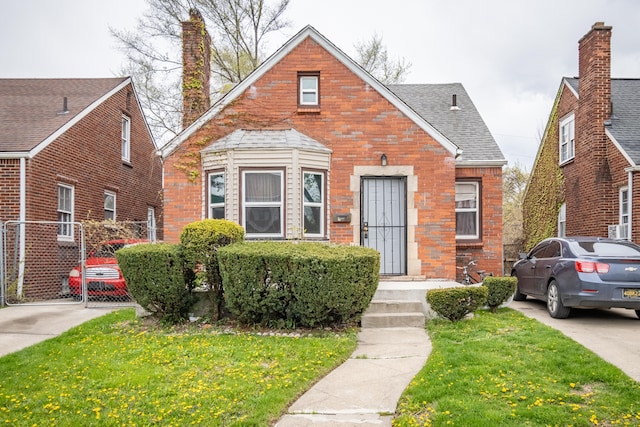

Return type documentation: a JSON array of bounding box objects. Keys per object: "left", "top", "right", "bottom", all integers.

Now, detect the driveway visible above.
[
  {"left": 510, "top": 299, "right": 640, "bottom": 381},
  {"left": 0, "top": 304, "right": 113, "bottom": 357}
]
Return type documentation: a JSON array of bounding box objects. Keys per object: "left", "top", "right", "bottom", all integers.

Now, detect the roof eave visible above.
[{"left": 455, "top": 159, "right": 508, "bottom": 168}]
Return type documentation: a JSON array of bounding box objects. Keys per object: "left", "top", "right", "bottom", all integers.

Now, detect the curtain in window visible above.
[
  {"left": 245, "top": 172, "right": 282, "bottom": 234},
  {"left": 455, "top": 183, "right": 477, "bottom": 236}
]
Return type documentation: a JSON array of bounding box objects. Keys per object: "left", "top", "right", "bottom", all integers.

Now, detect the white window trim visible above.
[
  {"left": 455, "top": 181, "right": 480, "bottom": 240},
  {"left": 302, "top": 171, "right": 324, "bottom": 238},
  {"left": 57, "top": 183, "right": 74, "bottom": 241},
  {"left": 147, "top": 207, "right": 157, "bottom": 242},
  {"left": 620, "top": 186, "right": 630, "bottom": 240},
  {"left": 208, "top": 171, "right": 225, "bottom": 219},
  {"left": 242, "top": 170, "right": 284, "bottom": 238},
  {"left": 299, "top": 75, "right": 319, "bottom": 105},
  {"left": 104, "top": 191, "right": 116, "bottom": 221},
  {"left": 558, "top": 203, "right": 566, "bottom": 237},
  {"left": 559, "top": 113, "right": 575, "bottom": 164},
  {"left": 122, "top": 115, "right": 131, "bottom": 162}
]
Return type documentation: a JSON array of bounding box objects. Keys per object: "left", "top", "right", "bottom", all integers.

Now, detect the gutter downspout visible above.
[
  {"left": 629, "top": 170, "right": 633, "bottom": 241},
  {"left": 17, "top": 158, "right": 26, "bottom": 297}
]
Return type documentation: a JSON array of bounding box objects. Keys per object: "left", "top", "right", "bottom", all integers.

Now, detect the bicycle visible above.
[{"left": 457, "top": 260, "right": 491, "bottom": 285}]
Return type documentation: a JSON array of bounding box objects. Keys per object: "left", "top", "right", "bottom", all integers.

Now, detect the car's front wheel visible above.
[
  {"left": 547, "top": 280, "right": 571, "bottom": 319},
  {"left": 512, "top": 271, "right": 527, "bottom": 301}
]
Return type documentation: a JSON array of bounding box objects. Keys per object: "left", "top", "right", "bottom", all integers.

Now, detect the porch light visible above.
[{"left": 381, "top": 153, "right": 387, "bottom": 166}]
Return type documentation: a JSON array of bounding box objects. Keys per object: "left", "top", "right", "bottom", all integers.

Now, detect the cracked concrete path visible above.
[{"left": 275, "top": 327, "right": 431, "bottom": 426}]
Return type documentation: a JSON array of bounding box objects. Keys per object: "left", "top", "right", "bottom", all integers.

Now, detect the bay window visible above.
[{"left": 243, "top": 170, "right": 283, "bottom": 237}]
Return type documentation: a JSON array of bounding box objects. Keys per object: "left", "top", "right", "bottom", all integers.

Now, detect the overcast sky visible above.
[{"left": 2, "top": 0, "right": 639, "bottom": 170}]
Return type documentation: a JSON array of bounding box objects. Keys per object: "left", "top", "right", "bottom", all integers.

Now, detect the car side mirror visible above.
[{"left": 519, "top": 252, "right": 528, "bottom": 260}]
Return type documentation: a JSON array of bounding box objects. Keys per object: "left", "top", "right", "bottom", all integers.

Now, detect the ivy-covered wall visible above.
[{"left": 522, "top": 85, "right": 571, "bottom": 251}]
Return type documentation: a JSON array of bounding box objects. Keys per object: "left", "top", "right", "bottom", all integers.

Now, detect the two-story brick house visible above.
[
  {"left": 0, "top": 77, "right": 162, "bottom": 300},
  {"left": 523, "top": 22, "right": 640, "bottom": 248},
  {"left": 162, "top": 14, "right": 505, "bottom": 280}
]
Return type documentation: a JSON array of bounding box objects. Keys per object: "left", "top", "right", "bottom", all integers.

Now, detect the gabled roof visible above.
[
  {"left": 563, "top": 77, "right": 640, "bottom": 165},
  {"left": 387, "top": 83, "right": 505, "bottom": 166},
  {"left": 162, "top": 25, "right": 465, "bottom": 160},
  {"left": 201, "top": 128, "right": 331, "bottom": 154},
  {"left": 0, "top": 77, "right": 149, "bottom": 158}
]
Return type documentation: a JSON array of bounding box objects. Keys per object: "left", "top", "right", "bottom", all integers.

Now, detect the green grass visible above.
[
  {"left": 394, "top": 308, "right": 640, "bottom": 426},
  {"left": 0, "top": 309, "right": 357, "bottom": 426}
]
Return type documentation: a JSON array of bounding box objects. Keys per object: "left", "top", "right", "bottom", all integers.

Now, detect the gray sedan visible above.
[{"left": 511, "top": 236, "right": 640, "bottom": 318}]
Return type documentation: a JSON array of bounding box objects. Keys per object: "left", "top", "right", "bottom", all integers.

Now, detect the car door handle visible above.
[{"left": 545, "top": 265, "right": 552, "bottom": 269}]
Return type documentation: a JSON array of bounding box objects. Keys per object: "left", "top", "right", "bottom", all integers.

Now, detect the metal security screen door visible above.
[{"left": 361, "top": 177, "right": 407, "bottom": 275}]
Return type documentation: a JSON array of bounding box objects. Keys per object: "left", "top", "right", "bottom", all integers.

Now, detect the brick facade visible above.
[{"left": 163, "top": 34, "right": 504, "bottom": 280}]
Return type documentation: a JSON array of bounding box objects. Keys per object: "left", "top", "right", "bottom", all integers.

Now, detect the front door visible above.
[{"left": 361, "top": 177, "right": 407, "bottom": 275}]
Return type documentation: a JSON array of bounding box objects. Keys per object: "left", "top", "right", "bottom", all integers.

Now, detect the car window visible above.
[
  {"left": 569, "top": 241, "right": 640, "bottom": 257},
  {"left": 529, "top": 242, "right": 549, "bottom": 259},
  {"left": 542, "top": 241, "right": 562, "bottom": 258}
]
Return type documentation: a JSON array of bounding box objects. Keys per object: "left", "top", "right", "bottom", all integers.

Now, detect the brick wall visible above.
[
  {"left": 164, "top": 37, "right": 502, "bottom": 279},
  {"left": 0, "top": 159, "right": 21, "bottom": 221},
  {"left": 566, "top": 22, "right": 616, "bottom": 236}
]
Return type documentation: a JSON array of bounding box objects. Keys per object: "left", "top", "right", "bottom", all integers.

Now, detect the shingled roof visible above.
[
  {"left": 387, "top": 83, "right": 505, "bottom": 165},
  {"left": 0, "top": 78, "right": 128, "bottom": 155},
  {"left": 564, "top": 77, "right": 640, "bottom": 165}
]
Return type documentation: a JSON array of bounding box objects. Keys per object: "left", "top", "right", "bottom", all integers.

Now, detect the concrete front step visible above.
[
  {"left": 361, "top": 300, "right": 425, "bottom": 328},
  {"left": 361, "top": 312, "right": 425, "bottom": 328}
]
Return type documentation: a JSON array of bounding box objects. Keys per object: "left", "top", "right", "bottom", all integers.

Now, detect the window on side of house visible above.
[
  {"left": 558, "top": 203, "right": 566, "bottom": 237},
  {"left": 147, "top": 207, "right": 157, "bottom": 242},
  {"left": 57, "top": 183, "right": 74, "bottom": 240},
  {"left": 104, "top": 191, "right": 116, "bottom": 221},
  {"left": 122, "top": 115, "right": 131, "bottom": 162},
  {"left": 243, "top": 170, "right": 283, "bottom": 238},
  {"left": 298, "top": 73, "right": 319, "bottom": 106},
  {"left": 208, "top": 172, "right": 225, "bottom": 219},
  {"left": 302, "top": 171, "right": 324, "bottom": 237},
  {"left": 559, "top": 114, "right": 575, "bottom": 164},
  {"left": 455, "top": 181, "right": 479, "bottom": 239},
  {"left": 620, "top": 186, "right": 629, "bottom": 239}
]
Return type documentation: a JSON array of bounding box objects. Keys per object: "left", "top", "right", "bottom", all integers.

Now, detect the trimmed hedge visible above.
[
  {"left": 180, "top": 219, "right": 245, "bottom": 320},
  {"left": 483, "top": 276, "right": 517, "bottom": 312},
  {"left": 426, "top": 286, "right": 489, "bottom": 322},
  {"left": 218, "top": 242, "right": 380, "bottom": 327},
  {"left": 115, "top": 243, "right": 194, "bottom": 324}
]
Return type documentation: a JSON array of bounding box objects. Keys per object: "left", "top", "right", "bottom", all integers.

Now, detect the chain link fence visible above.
[{"left": 1, "top": 220, "right": 154, "bottom": 308}]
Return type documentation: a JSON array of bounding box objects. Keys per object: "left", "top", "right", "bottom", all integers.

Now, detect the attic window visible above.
[{"left": 298, "top": 72, "right": 320, "bottom": 107}]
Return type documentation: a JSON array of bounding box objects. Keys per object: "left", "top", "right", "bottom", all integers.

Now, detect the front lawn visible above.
[
  {"left": 394, "top": 309, "right": 640, "bottom": 426},
  {"left": 0, "top": 309, "right": 356, "bottom": 426}
]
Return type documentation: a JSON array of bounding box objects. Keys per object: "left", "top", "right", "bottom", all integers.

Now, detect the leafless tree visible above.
[
  {"left": 354, "top": 32, "right": 412, "bottom": 84},
  {"left": 111, "top": 0, "right": 290, "bottom": 144}
]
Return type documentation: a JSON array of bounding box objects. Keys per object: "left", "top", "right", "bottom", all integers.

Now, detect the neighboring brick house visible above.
[
  {"left": 162, "top": 18, "right": 506, "bottom": 280},
  {"left": 0, "top": 78, "right": 162, "bottom": 299},
  {"left": 523, "top": 22, "right": 640, "bottom": 249}
]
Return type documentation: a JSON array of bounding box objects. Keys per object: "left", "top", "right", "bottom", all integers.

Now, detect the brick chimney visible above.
[
  {"left": 573, "top": 22, "right": 613, "bottom": 235},
  {"left": 182, "top": 9, "right": 211, "bottom": 128}
]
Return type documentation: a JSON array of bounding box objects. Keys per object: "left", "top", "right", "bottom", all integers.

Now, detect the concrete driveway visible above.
[
  {"left": 510, "top": 299, "right": 640, "bottom": 381},
  {"left": 0, "top": 304, "right": 114, "bottom": 357}
]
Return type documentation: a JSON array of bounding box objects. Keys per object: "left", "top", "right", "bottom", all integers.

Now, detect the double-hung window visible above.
[
  {"left": 620, "top": 187, "right": 629, "bottom": 239},
  {"left": 302, "top": 171, "right": 324, "bottom": 237},
  {"left": 558, "top": 203, "right": 566, "bottom": 237},
  {"left": 299, "top": 73, "right": 319, "bottom": 106},
  {"left": 122, "top": 115, "right": 131, "bottom": 162},
  {"left": 559, "top": 114, "right": 575, "bottom": 164},
  {"left": 57, "top": 184, "right": 74, "bottom": 240},
  {"left": 104, "top": 191, "right": 116, "bottom": 220},
  {"left": 208, "top": 172, "right": 225, "bottom": 219},
  {"left": 243, "top": 170, "right": 283, "bottom": 237},
  {"left": 455, "top": 181, "right": 479, "bottom": 239}
]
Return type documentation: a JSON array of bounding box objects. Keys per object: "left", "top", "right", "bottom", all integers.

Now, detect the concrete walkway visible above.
[
  {"left": 275, "top": 327, "right": 431, "bottom": 427},
  {"left": 0, "top": 304, "right": 114, "bottom": 357}
]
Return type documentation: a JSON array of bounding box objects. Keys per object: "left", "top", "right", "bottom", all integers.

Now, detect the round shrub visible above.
[
  {"left": 115, "top": 243, "right": 194, "bottom": 325},
  {"left": 482, "top": 276, "right": 517, "bottom": 312},
  {"left": 426, "top": 286, "right": 488, "bottom": 322}
]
